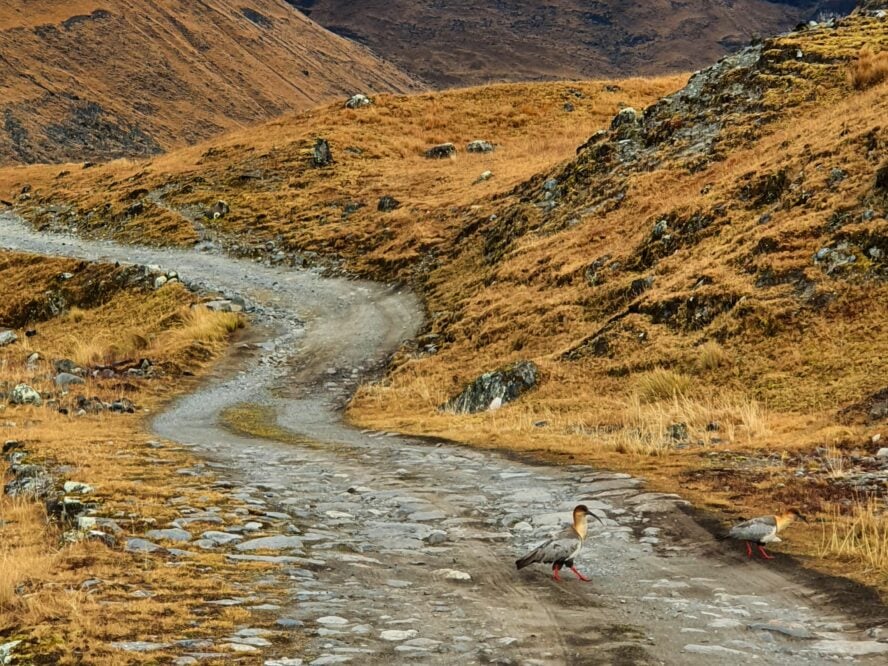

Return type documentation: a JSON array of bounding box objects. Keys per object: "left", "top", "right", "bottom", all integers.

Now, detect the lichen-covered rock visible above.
[
  {"left": 378, "top": 195, "right": 401, "bottom": 212},
  {"left": 9, "top": 383, "right": 41, "bottom": 405},
  {"left": 443, "top": 361, "right": 539, "bottom": 413},
  {"left": 424, "top": 143, "right": 456, "bottom": 159},
  {"left": 312, "top": 138, "right": 333, "bottom": 167},
  {"left": 345, "top": 93, "right": 372, "bottom": 109},
  {"left": 0, "top": 330, "right": 17, "bottom": 347},
  {"left": 466, "top": 140, "right": 495, "bottom": 153}
]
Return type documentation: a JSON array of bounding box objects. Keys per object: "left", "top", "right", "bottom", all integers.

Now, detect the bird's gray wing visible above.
[
  {"left": 535, "top": 535, "right": 579, "bottom": 563},
  {"left": 729, "top": 515, "right": 777, "bottom": 541}
]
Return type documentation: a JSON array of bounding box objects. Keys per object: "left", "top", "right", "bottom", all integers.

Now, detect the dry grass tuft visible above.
[
  {"left": 636, "top": 368, "right": 693, "bottom": 403},
  {"left": 820, "top": 499, "right": 888, "bottom": 577},
  {"left": 695, "top": 340, "right": 730, "bottom": 373},
  {"left": 848, "top": 47, "right": 888, "bottom": 90}
]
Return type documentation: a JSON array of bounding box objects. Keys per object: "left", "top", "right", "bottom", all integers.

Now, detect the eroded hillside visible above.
[{"left": 0, "top": 0, "right": 418, "bottom": 165}]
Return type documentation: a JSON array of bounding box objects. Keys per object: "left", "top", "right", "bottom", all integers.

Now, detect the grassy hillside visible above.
[
  {"left": 292, "top": 0, "right": 856, "bottom": 86},
  {"left": 3, "top": 13, "right": 888, "bottom": 589},
  {"left": 0, "top": 0, "right": 418, "bottom": 165}
]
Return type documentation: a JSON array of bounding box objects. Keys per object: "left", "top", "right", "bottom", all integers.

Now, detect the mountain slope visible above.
[
  {"left": 0, "top": 0, "right": 419, "bottom": 165},
  {"left": 4, "top": 12, "right": 888, "bottom": 589},
  {"left": 291, "top": 0, "right": 857, "bottom": 86}
]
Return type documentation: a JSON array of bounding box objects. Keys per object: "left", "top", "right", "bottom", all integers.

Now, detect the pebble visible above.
[
  {"left": 380, "top": 629, "right": 417, "bottom": 641},
  {"left": 433, "top": 569, "right": 471, "bottom": 582},
  {"left": 111, "top": 641, "right": 171, "bottom": 652},
  {"left": 316, "top": 616, "right": 349, "bottom": 626},
  {"left": 236, "top": 535, "right": 303, "bottom": 551},
  {"left": 145, "top": 528, "right": 192, "bottom": 542},
  {"left": 124, "top": 538, "right": 164, "bottom": 554}
]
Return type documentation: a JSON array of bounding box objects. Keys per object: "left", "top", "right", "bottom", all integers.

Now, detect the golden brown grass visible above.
[
  {"left": 0, "top": 250, "right": 274, "bottom": 662},
  {"left": 820, "top": 499, "right": 888, "bottom": 579},
  {"left": 3, "top": 17, "right": 888, "bottom": 599},
  {"left": 848, "top": 46, "right": 888, "bottom": 90}
]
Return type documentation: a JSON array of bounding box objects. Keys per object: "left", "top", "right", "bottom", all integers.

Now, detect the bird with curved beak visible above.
[
  {"left": 725, "top": 508, "right": 808, "bottom": 560},
  {"left": 515, "top": 505, "right": 603, "bottom": 581}
]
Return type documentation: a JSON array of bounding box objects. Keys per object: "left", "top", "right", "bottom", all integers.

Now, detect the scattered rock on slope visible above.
[
  {"left": 9, "top": 383, "right": 41, "bottom": 405},
  {"left": 443, "top": 361, "right": 540, "bottom": 413},
  {"left": 312, "top": 139, "right": 333, "bottom": 167},
  {"left": 425, "top": 143, "right": 456, "bottom": 159},
  {"left": 346, "top": 94, "right": 373, "bottom": 109},
  {"left": 0, "top": 330, "right": 17, "bottom": 346}
]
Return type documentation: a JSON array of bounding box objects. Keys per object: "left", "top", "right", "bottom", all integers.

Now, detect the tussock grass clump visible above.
[
  {"left": 694, "top": 340, "right": 730, "bottom": 373},
  {"left": 636, "top": 368, "right": 692, "bottom": 402},
  {"left": 820, "top": 499, "right": 888, "bottom": 577},
  {"left": 848, "top": 47, "right": 888, "bottom": 90}
]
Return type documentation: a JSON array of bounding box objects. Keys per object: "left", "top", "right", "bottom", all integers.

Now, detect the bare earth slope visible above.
[
  {"left": 292, "top": 0, "right": 857, "bottom": 86},
  {"left": 0, "top": 0, "right": 419, "bottom": 165}
]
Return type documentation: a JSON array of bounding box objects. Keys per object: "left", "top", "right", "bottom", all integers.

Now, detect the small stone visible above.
[
  {"left": 380, "top": 629, "right": 417, "bottom": 642},
  {"left": 223, "top": 642, "right": 259, "bottom": 653},
  {"left": 875, "top": 447, "right": 888, "bottom": 459},
  {"left": 235, "top": 535, "right": 303, "bottom": 551},
  {"left": 0, "top": 330, "right": 17, "bottom": 347},
  {"left": 377, "top": 195, "right": 400, "bottom": 212},
  {"left": 124, "top": 538, "right": 164, "bottom": 554},
  {"left": 111, "top": 641, "right": 170, "bottom": 652},
  {"left": 474, "top": 170, "right": 493, "bottom": 184},
  {"left": 63, "top": 481, "right": 93, "bottom": 494},
  {"left": 145, "top": 528, "right": 192, "bottom": 543},
  {"left": 154, "top": 275, "right": 168, "bottom": 289},
  {"left": 433, "top": 568, "right": 471, "bottom": 582},
  {"left": 423, "top": 530, "right": 448, "bottom": 545},
  {"left": 317, "top": 616, "right": 349, "bottom": 626}
]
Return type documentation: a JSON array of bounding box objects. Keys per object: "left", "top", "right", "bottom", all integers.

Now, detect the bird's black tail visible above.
[{"left": 515, "top": 552, "right": 537, "bottom": 570}]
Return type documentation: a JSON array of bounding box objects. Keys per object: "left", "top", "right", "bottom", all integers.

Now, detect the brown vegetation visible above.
[
  {"left": 3, "top": 15, "right": 888, "bottom": 594},
  {"left": 0, "top": 251, "right": 290, "bottom": 662},
  {"left": 0, "top": 0, "right": 419, "bottom": 165}
]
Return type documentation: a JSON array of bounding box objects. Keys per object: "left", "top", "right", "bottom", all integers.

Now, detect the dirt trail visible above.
[{"left": 1, "top": 212, "right": 886, "bottom": 665}]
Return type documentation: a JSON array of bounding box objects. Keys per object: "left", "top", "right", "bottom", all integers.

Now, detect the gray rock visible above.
[
  {"left": 466, "top": 140, "right": 495, "bottom": 153},
  {"left": 317, "top": 616, "right": 349, "bottom": 626},
  {"left": 443, "top": 360, "right": 539, "bottom": 414},
  {"left": 205, "top": 300, "right": 243, "bottom": 313},
  {"left": 63, "top": 481, "right": 93, "bottom": 494},
  {"left": 235, "top": 535, "right": 304, "bottom": 551},
  {"left": 0, "top": 640, "right": 22, "bottom": 664},
  {"left": 200, "top": 530, "right": 243, "bottom": 546},
  {"left": 312, "top": 138, "right": 333, "bottom": 167},
  {"left": 377, "top": 196, "right": 400, "bottom": 212},
  {"left": 265, "top": 659, "right": 304, "bottom": 666},
  {"left": 345, "top": 94, "right": 372, "bottom": 109},
  {"left": 55, "top": 372, "right": 85, "bottom": 387},
  {"left": 683, "top": 644, "right": 745, "bottom": 656},
  {"left": 424, "top": 143, "right": 456, "bottom": 159},
  {"left": 611, "top": 107, "right": 638, "bottom": 129},
  {"left": 25, "top": 352, "right": 40, "bottom": 370},
  {"left": 474, "top": 170, "right": 493, "bottom": 184},
  {"left": 145, "top": 528, "right": 192, "bottom": 542},
  {"left": 380, "top": 629, "right": 417, "bottom": 641},
  {"left": 111, "top": 641, "right": 170, "bottom": 652},
  {"left": 875, "top": 447, "right": 888, "bottom": 459},
  {"left": 0, "top": 330, "right": 17, "bottom": 347},
  {"left": 9, "top": 383, "right": 41, "bottom": 406},
  {"left": 748, "top": 620, "right": 815, "bottom": 639},
  {"left": 423, "top": 530, "right": 448, "bottom": 545},
  {"left": 154, "top": 275, "right": 168, "bottom": 289},
  {"left": 124, "top": 538, "right": 165, "bottom": 554}
]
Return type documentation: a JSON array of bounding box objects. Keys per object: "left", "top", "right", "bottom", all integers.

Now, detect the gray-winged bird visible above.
[
  {"left": 725, "top": 508, "right": 807, "bottom": 560},
  {"left": 515, "top": 504, "right": 603, "bottom": 581}
]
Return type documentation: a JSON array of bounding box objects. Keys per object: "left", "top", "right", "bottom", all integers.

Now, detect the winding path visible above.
[{"left": 1, "top": 212, "right": 886, "bottom": 665}]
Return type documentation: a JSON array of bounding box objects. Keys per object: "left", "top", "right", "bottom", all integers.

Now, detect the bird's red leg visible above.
[
  {"left": 745, "top": 541, "right": 753, "bottom": 558},
  {"left": 757, "top": 545, "right": 774, "bottom": 560},
  {"left": 552, "top": 565, "right": 562, "bottom": 582},
  {"left": 570, "top": 566, "right": 591, "bottom": 582}
]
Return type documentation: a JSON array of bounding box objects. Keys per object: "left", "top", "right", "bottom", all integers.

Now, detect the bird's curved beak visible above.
[{"left": 586, "top": 509, "right": 605, "bottom": 526}]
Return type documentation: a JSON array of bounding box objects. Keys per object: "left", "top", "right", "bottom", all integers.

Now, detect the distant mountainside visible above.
[
  {"left": 0, "top": 1, "right": 419, "bottom": 165},
  {"left": 290, "top": 0, "right": 858, "bottom": 86}
]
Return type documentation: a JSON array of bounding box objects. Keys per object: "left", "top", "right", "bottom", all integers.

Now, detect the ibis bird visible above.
[
  {"left": 515, "top": 504, "right": 603, "bottom": 581},
  {"left": 725, "top": 508, "right": 807, "bottom": 560}
]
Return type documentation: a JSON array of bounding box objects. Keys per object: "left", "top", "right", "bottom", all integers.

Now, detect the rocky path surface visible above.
[{"left": 1, "top": 212, "right": 887, "bottom": 665}]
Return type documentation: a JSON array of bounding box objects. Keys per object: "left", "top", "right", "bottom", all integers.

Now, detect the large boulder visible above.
[{"left": 443, "top": 361, "right": 540, "bottom": 414}]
